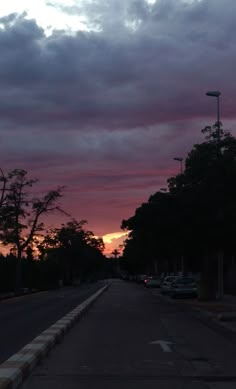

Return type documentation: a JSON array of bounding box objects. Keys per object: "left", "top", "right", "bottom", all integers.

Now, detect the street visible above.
[
  {"left": 19, "top": 280, "right": 236, "bottom": 389},
  {"left": 0, "top": 282, "right": 105, "bottom": 364}
]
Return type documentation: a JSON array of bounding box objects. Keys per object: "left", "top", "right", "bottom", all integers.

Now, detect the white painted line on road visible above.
[{"left": 150, "top": 340, "right": 173, "bottom": 352}]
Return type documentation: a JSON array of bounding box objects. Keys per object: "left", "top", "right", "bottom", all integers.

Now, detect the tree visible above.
[
  {"left": 112, "top": 249, "right": 120, "bottom": 259},
  {"left": 121, "top": 123, "right": 236, "bottom": 299},
  {"left": 0, "top": 168, "right": 9, "bottom": 209},
  {"left": 0, "top": 169, "right": 64, "bottom": 289},
  {"left": 38, "top": 219, "right": 105, "bottom": 284}
]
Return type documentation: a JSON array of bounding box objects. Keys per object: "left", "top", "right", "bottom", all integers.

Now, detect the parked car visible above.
[
  {"left": 136, "top": 274, "right": 148, "bottom": 284},
  {"left": 144, "top": 275, "right": 153, "bottom": 285},
  {"left": 145, "top": 276, "right": 161, "bottom": 288},
  {"left": 160, "top": 276, "right": 178, "bottom": 295},
  {"left": 170, "top": 276, "right": 198, "bottom": 298}
]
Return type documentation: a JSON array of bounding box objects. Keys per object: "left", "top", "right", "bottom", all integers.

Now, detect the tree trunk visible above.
[
  {"left": 198, "top": 253, "right": 217, "bottom": 301},
  {"left": 217, "top": 250, "right": 224, "bottom": 300},
  {"left": 15, "top": 251, "right": 22, "bottom": 293}
]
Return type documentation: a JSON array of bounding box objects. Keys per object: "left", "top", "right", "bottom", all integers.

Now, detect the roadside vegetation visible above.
[
  {"left": 120, "top": 123, "right": 236, "bottom": 300},
  {"left": 0, "top": 169, "right": 107, "bottom": 292}
]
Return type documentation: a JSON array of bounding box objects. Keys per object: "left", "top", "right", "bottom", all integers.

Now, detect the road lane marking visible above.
[{"left": 150, "top": 340, "right": 173, "bottom": 352}]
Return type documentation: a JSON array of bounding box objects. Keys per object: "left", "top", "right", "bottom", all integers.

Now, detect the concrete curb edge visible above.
[
  {"left": 153, "top": 289, "right": 236, "bottom": 336},
  {"left": 0, "top": 282, "right": 110, "bottom": 389}
]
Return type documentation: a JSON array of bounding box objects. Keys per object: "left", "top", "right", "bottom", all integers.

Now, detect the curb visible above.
[
  {"left": 217, "top": 312, "right": 236, "bottom": 321},
  {"left": 0, "top": 293, "right": 15, "bottom": 301},
  {"left": 0, "top": 283, "right": 110, "bottom": 389},
  {"left": 0, "top": 290, "right": 44, "bottom": 302},
  {"left": 152, "top": 290, "right": 236, "bottom": 336}
]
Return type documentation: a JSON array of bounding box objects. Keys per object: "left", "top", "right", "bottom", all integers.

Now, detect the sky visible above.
[{"left": 0, "top": 0, "right": 236, "bottom": 255}]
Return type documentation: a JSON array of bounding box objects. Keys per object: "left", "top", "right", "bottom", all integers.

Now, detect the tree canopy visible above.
[
  {"left": 121, "top": 124, "right": 236, "bottom": 280},
  {"left": 0, "top": 169, "right": 106, "bottom": 291}
]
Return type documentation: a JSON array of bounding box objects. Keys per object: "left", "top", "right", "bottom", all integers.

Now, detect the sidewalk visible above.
[{"left": 172, "top": 293, "right": 236, "bottom": 333}]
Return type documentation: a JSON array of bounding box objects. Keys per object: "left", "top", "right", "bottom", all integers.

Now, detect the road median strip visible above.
[{"left": 0, "top": 283, "right": 110, "bottom": 389}]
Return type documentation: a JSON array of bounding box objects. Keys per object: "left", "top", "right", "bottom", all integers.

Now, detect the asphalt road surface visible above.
[
  {"left": 0, "top": 282, "right": 105, "bottom": 364},
  {"left": 20, "top": 280, "right": 236, "bottom": 389}
]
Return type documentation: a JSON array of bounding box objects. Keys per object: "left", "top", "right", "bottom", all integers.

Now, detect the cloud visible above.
[
  {"left": 102, "top": 231, "right": 128, "bottom": 256},
  {"left": 103, "top": 231, "right": 128, "bottom": 244},
  {"left": 1, "top": 1, "right": 236, "bottom": 134},
  {"left": 1, "top": 0, "right": 236, "bottom": 239}
]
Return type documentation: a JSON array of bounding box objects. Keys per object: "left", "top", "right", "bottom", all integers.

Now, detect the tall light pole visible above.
[
  {"left": 206, "top": 91, "right": 221, "bottom": 139},
  {"left": 173, "top": 157, "right": 183, "bottom": 175},
  {"left": 206, "top": 90, "right": 223, "bottom": 300},
  {"left": 173, "top": 157, "right": 184, "bottom": 274}
]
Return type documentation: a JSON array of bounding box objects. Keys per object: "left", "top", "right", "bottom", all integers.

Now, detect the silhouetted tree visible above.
[
  {"left": 38, "top": 219, "right": 105, "bottom": 284},
  {"left": 0, "top": 169, "right": 64, "bottom": 289},
  {"left": 121, "top": 124, "right": 236, "bottom": 299}
]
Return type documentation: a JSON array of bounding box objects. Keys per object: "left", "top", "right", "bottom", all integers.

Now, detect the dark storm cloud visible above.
[
  {"left": 1, "top": 0, "right": 236, "bottom": 238},
  {"left": 1, "top": 0, "right": 236, "bottom": 133}
]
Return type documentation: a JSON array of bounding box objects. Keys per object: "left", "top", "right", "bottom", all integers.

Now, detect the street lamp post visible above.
[
  {"left": 206, "top": 91, "right": 221, "bottom": 139},
  {"left": 173, "top": 157, "right": 184, "bottom": 274},
  {"left": 173, "top": 157, "right": 183, "bottom": 175},
  {"left": 206, "top": 90, "right": 223, "bottom": 300}
]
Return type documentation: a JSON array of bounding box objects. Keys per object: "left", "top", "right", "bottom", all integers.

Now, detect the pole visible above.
[
  {"left": 217, "top": 251, "right": 224, "bottom": 300},
  {"left": 181, "top": 255, "right": 184, "bottom": 275},
  {"left": 217, "top": 94, "right": 224, "bottom": 300},
  {"left": 217, "top": 95, "right": 220, "bottom": 141},
  {"left": 173, "top": 158, "right": 183, "bottom": 175},
  {"left": 205, "top": 91, "right": 224, "bottom": 300}
]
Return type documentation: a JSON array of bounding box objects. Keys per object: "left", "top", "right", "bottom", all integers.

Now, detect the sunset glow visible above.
[
  {"left": 102, "top": 232, "right": 128, "bottom": 256},
  {"left": 0, "top": 1, "right": 236, "bottom": 256}
]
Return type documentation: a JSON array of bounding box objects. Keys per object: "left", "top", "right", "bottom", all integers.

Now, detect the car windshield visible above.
[{"left": 175, "top": 277, "right": 194, "bottom": 284}]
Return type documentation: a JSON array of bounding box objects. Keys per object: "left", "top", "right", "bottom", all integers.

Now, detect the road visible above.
[
  {"left": 0, "top": 282, "right": 104, "bottom": 364},
  {"left": 20, "top": 280, "right": 236, "bottom": 389}
]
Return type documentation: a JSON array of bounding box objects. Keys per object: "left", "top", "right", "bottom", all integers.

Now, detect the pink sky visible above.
[{"left": 1, "top": 1, "right": 236, "bottom": 255}]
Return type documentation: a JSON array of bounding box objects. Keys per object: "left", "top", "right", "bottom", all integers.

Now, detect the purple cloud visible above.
[{"left": 0, "top": 1, "right": 236, "bottom": 245}]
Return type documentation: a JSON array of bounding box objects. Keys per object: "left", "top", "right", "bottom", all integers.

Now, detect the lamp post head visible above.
[
  {"left": 173, "top": 157, "right": 183, "bottom": 162},
  {"left": 206, "top": 91, "right": 221, "bottom": 97}
]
